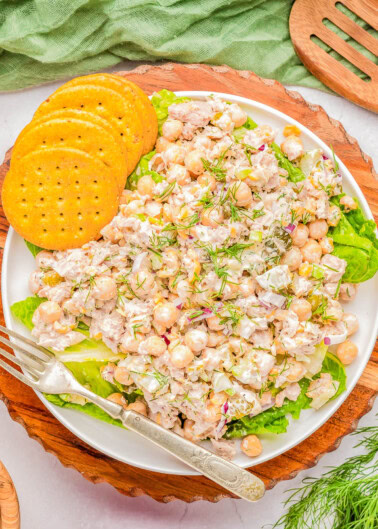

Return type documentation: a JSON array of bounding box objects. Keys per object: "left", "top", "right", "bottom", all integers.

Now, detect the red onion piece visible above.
[
  {"left": 258, "top": 144, "right": 265, "bottom": 151},
  {"left": 324, "top": 337, "right": 331, "bottom": 345},
  {"left": 162, "top": 334, "right": 171, "bottom": 346},
  {"left": 322, "top": 154, "right": 328, "bottom": 160},
  {"left": 284, "top": 223, "right": 296, "bottom": 233},
  {"left": 173, "top": 298, "right": 184, "bottom": 309}
]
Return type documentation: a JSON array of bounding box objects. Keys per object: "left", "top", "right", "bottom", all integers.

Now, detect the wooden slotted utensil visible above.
[
  {"left": 0, "top": 461, "right": 20, "bottom": 529},
  {"left": 290, "top": 0, "right": 378, "bottom": 112}
]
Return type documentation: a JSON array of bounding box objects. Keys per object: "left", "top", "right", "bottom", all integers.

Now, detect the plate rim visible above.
[{"left": 2, "top": 90, "right": 377, "bottom": 476}]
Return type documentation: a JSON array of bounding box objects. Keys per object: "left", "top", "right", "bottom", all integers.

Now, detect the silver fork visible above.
[{"left": 0, "top": 324, "right": 265, "bottom": 502}]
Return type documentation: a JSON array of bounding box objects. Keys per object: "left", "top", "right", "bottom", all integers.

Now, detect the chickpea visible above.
[
  {"left": 328, "top": 205, "right": 341, "bottom": 227},
  {"left": 300, "top": 239, "right": 322, "bottom": 264},
  {"left": 120, "top": 333, "right": 141, "bottom": 353},
  {"left": 162, "top": 119, "right": 183, "bottom": 141},
  {"left": 37, "top": 301, "right": 63, "bottom": 324},
  {"left": 184, "top": 329, "right": 208, "bottom": 353},
  {"left": 203, "top": 402, "right": 221, "bottom": 423},
  {"left": 164, "top": 144, "right": 185, "bottom": 165},
  {"left": 35, "top": 250, "right": 55, "bottom": 268},
  {"left": 29, "top": 271, "right": 40, "bottom": 295},
  {"left": 183, "top": 419, "right": 199, "bottom": 442},
  {"left": 290, "top": 298, "right": 312, "bottom": 321},
  {"left": 209, "top": 391, "right": 228, "bottom": 407},
  {"left": 176, "top": 279, "right": 191, "bottom": 301},
  {"left": 197, "top": 172, "right": 216, "bottom": 191},
  {"left": 340, "top": 195, "right": 357, "bottom": 212},
  {"left": 281, "top": 247, "right": 302, "bottom": 271},
  {"left": 107, "top": 392, "right": 127, "bottom": 408},
  {"left": 342, "top": 313, "right": 359, "bottom": 336},
  {"left": 291, "top": 224, "right": 309, "bottom": 248},
  {"left": 325, "top": 300, "right": 343, "bottom": 321},
  {"left": 141, "top": 335, "right": 167, "bottom": 356},
  {"left": 207, "top": 332, "right": 225, "bottom": 348},
  {"left": 319, "top": 237, "right": 334, "bottom": 254},
  {"left": 206, "top": 315, "right": 225, "bottom": 331},
  {"left": 127, "top": 401, "right": 148, "bottom": 416},
  {"left": 137, "top": 174, "right": 155, "bottom": 197},
  {"left": 241, "top": 435, "right": 263, "bottom": 458},
  {"left": 201, "top": 207, "right": 223, "bottom": 227},
  {"left": 101, "top": 224, "right": 123, "bottom": 243},
  {"left": 129, "top": 269, "right": 155, "bottom": 298},
  {"left": 233, "top": 181, "right": 252, "bottom": 207},
  {"left": 309, "top": 219, "right": 328, "bottom": 240},
  {"left": 184, "top": 150, "right": 204, "bottom": 175},
  {"left": 286, "top": 359, "right": 306, "bottom": 382},
  {"left": 92, "top": 275, "right": 117, "bottom": 301},
  {"left": 155, "top": 136, "right": 171, "bottom": 153},
  {"left": 166, "top": 164, "right": 190, "bottom": 185},
  {"left": 336, "top": 340, "right": 358, "bottom": 365},
  {"left": 193, "top": 136, "right": 212, "bottom": 151},
  {"left": 339, "top": 283, "right": 357, "bottom": 302},
  {"left": 154, "top": 302, "right": 179, "bottom": 329},
  {"left": 238, "top": 278, "right": 256, "bottom": 297},
  {"left": 229, "top": 104, "right": 248, "bottom": 127},
  {"left": 114, "top": 366, "right": 134, "bottom": 386},
  {"left": 169, "top": 345, "right": 194, "bottom": 368},
  {"left": 280, "top": 136, "right": 304, "bottom": 161}
]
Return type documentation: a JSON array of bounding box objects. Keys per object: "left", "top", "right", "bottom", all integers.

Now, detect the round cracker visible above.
[
  {"left": 12, "top": 118, "right": 127, "bottom": 191},
  {"left": 16, "top": 109, "right": 126, "bottom": 157},
  {"left": 2, "top": 147, "right": 119, "bottom": 250},
  {"left": 57, "top": 73, "right": 157, "bottom": 155},
  {"left": 109, "top": 74, "right": 158, "bottom": 154},
  {"left": 34, "top": 85, "right": 143, "bottom": 175}
]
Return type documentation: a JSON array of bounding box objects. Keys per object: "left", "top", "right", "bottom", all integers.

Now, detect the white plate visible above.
[{"left": 2, "top": 91, "right": 378, "bottom": 475}]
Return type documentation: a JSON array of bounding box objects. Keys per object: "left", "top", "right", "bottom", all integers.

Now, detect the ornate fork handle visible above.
[{"left": 120, "top": 409, "right": 265, "bottom": 501}]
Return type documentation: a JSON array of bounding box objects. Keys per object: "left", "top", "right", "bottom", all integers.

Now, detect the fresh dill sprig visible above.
[
  {"left": 201, "top": 147, "right": 229, "bottom": 182},
  {"left": 272, "top": 420, "right": 378, "bottom": 529}
]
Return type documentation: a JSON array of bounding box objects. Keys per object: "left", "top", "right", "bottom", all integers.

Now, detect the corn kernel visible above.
[
  {"left": 283, "top": 125, "right": 301, "bottom": 137},
  {"left": 299, "top": 263, "right": 313, "bottom": 277}
]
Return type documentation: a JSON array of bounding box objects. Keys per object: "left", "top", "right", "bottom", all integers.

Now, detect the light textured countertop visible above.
[{"left": 0, "top": 63, "right": 377, "bottom": 529}]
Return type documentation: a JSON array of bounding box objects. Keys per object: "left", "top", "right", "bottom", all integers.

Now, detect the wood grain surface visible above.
[
  {"left": 0, "top": 461, "right": 20, "bottom": 529},
  {"left": 0, "top": 63, "right": 377, "bottom": 503},
  {"left": 290, "top": 0, "right": 378, "bottom": 112}
]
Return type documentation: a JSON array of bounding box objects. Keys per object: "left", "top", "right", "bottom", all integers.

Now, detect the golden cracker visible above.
[
  {"left": 12, "top": 118, "right": 127, "bottom": 191},
  {"left": 34, "top": 84, "right": 143, "bottom": 175},
  {"left": 55, "top": 73, "right": 154, "bottom": 156},
  {"left": 2, "top": 147, "right": 119, "bottom": 250},
  {"left": 17, "top": 109, "right": 126, "bottom": 157},
  {"left": 110, "top": 74, "right": 158, "bottom": 154}
]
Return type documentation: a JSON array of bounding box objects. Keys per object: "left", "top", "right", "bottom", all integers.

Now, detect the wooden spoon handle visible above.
[{"left": 0, "top": 461, "right": 20, "bottom": 529}]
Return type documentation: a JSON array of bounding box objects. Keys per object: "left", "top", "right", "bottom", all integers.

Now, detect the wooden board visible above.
[
  {"left": 0, "top": 63, "right": 377, "bottom": 503},
  {"left": 0, "top": 461, "right": 20, "bottom": 529}
]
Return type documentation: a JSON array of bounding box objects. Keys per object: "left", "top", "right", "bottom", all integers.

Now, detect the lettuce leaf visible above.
[
  {"left": 126, "top": 150, "right": 163, "bottom": 190},
  {"left": 329, "top": 196, "right": 378, "bottom": 283},
  {"left": 10, "top": 296, "right": 122, "bottom": 362},
  {"left": 10, "top": 296, "right": 47, "bottom": 330},
  {"left": 232, "top": 116, "right": 258, "bottom": 142},
  {"left": 224, "top": 352, "right": 346, "bottom": 439},
  {"left": 25, "top": 240, "right": 45, "bottom": 257},
  {"left": 151, "top": 89, "right": 190, "bottom": 134},
  {"left": 44, "top": 361, "right": 139, "bottom": 428},
  {"left": 271, "top": 143, "right": 306, "bottom": 183}
]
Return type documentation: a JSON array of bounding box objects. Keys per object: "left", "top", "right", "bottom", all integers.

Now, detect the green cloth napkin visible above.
[{"left": 0, "top": 0, "right": 375, "bottom": 92}]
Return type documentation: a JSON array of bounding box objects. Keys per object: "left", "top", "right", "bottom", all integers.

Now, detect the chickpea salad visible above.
[{"left": 11, "top": 90, "right": 378, "bottom": 461}]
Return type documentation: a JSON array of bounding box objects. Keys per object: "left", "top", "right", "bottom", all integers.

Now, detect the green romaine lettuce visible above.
[
  {"left": 25, "top": 240, "right": 45, "bottom": 257},
  {"left": 232, "top": 116, "right": 258, "bottom": 142},
  {"left": 44, "top": 361, "right": 138, "bottom": 428},
  {"left": 224, "top": 352, "right": 346, "bottom": 439},
  {"left": 10, "top": 296, "right": 47, "bottom": 330},
  {"left": 329, "top": 196, "right": 378, "bottom": 283},
  {"left": 151, "top": 89, "right": 190, "bottom": 134},
  {"left": 126, "top": 150, "right": 164, "bottom": 190},
  {"left": 271, "top": 143, "right": 306, "bottom": 183}
]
